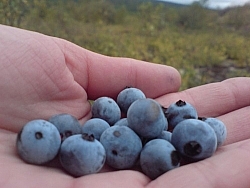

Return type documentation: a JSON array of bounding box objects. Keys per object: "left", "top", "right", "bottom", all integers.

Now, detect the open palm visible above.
[{"left": 1, "top": 25, "right": 250, "bottom": 188}]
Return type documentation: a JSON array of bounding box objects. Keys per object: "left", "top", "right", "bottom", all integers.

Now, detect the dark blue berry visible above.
[
  {"left": 59, "top": 134, "right": 106, "bottom": 177},
  {"left": 117, "top": 87, "right": 146, "bottom": 114},
  {"left": 200, "top": 117, "right": 227, "bottom": 147},
  {"left": 48, "top": 113, "right": 81, "bottom": 142},
  {"left": 127, "top": 98, "right": 167, "bottom": 138},
  {"left": 16, "top": 119, "right": 61, "bottom": 164},
  {"left": 171, "top": 119, "right": 217, "bottom": 161},
  {"left": 156, "top": 130, "right": 172, "bottom": 142},
  {"left": 113, "top": 118, "right": 129, "bottom": 127},
  {"left": 92, "top": 97, "right": 121, "bottom": 125},
  {"left": 100, "top": 126, "right": 142, "bottom": 169},
  {"left": 164, "top": 100, "right": 198, "bottom": 130},
  {"left": 140, "top": 139, "right": 180, "bottom": 179},
  {"left": 81, "top": 118, "right": 110, "bottom": 141}
]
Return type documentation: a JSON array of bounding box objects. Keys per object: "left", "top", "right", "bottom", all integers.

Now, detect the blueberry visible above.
[
  {"left": 113, "top": 118, "right": 129, "bottom": 127},
  {"left": 48, "top": 113, "right": 81, "bottom": 142},
  {"left": 171, "top": 119, "right": 217, "bottom": 161},
  {"left": 199, "top": 117, "right": 227, "bottom": 147},
  {"left": 16, "top": 119, "right": 61, "bottom": 165},
  {"left": 100, "top": 125, "right": 142, "bottom": 169},
  {"left": 92, "top": 97, "right": 121, "bottom": 125},
  {"left": 127, "top": 98, "right": 167, "bottom": 138},
  {"left": 164, "top": 100, "right": 198, "bottom": 130},
  {"left": 117, "top": 87, "right": 146, "bottom": 114},
  {"left": 81, "top": 118, "right": 110, "bottom": 141},
  {"left": 59, "top": 134, "right": 106, "bottom": 177},
  {"left": 156, "top": 130, "right": 172, "bottom": 142},
  {"left": 140, "top": 139, "right": 181, "bottom": 179},
  {"left": 141, "top": 131, "right": 172, "bottom": 146}
]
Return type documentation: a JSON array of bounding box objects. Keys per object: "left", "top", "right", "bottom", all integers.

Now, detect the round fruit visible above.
[
  {"left": 140, "top": 139, "right": 180, "bottom": 179},
  {"left": 100, "top": 126, "right": 142, "bottom": 169},
  {"left": 117, "top": 87, "right": 146, "bottom": 114},
  {"left": 171, "top": 119, "right": 217, "bottom": 161},
  {"left": 127, "top": 98, "right": 167, "bottom": 139},
  {"left": 164, "top": 100, "right": 198, "bottom": 130},
  {"left": 48, "top": 113, "right": 81, "bottom": 142},
  {"left": 200, "top": 117, "right": 227, "bottom": 147},
  {"left": 81, "top": 118, "right": 110, "bottom": 141},
  {"left": 16, "top": 119, "right": 61, "bottom": 165},
  {"left": 92, "top": 97, "right": 121, "bottom": 125},
  {"left": 59, "top": 134, "right": 106, "bottom": 177}
]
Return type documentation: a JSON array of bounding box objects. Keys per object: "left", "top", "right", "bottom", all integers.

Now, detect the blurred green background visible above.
[{"left": 1, "top": 0, "right": 250, "bottom": 90}]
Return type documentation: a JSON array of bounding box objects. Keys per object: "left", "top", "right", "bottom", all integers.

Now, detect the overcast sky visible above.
[{"left": 160, "top": 0, "right": 250, "bottom": 9}]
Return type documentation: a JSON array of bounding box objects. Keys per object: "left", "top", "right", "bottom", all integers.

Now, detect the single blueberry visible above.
[
  {"left": 16, "top": 119, "right": 61, "bottom": 165},
  {"left": 81, "top": 118, "right": 110, "bottom": 141},
  {"left": 59, "top": 134, "right": 106, "bottom": 177},
  {"left": 156, "top": 130, "right": 172, "bottom": 142},
  {"left": 92, "top": 97, "right": 121, "bottom": 125},
  {"left": 127, "top": 98, "right": 167, "bottom": 138},
  {"left": 117, "top": 87, "right": 146, "bottom": 114},
  {"left": 164, "top": 100, "right": 198, "bottom": 130},
  {"left": 171, "top": 119, "right": 217, "bottom": 161},
  {"left": 140, "top": 139, "right": 181, "bottom": 180},
  {"left": 142, "top": 131, "right": 172, "bottom": 146},
  {"left": 113, "top": 118, "right": 129, "bottom": 127},
  {"left": 200, "top": 117, "right": 227, "bottom": 147},
  {"left": 48, "top": 113, "right": 81, "bottom": 142},
  {"left": 100, "top": 126, "right": 142, "bottom": 169}
]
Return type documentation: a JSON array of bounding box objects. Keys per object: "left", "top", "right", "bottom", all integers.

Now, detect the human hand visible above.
[
  {"left": 1, "top": 25, "right": 250, "bottom": 188},
  {"left": 0, "top": 25, "right": 180, "bottom": 187}
]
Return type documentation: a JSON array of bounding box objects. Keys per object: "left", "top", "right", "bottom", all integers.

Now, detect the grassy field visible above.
[{"left": 1, "top": 0, "right": 250, "bottom": 90}]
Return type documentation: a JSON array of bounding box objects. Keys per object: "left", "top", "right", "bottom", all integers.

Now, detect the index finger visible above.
[{"left": 56, "top": 39, "right": 181, "bottom": 100}]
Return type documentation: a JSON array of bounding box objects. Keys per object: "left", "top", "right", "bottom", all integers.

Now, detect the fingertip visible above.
[{"left": 138, "top": 63, "right": 181, "bottom": 98}]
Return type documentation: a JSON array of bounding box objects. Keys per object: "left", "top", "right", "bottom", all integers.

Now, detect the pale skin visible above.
[{"left": 0, "top": 24, "right": 250, "bottom": 188}]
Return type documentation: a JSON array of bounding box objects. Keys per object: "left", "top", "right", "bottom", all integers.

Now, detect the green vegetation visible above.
[{"left": 1, "top": 0, "right": 250, "bottom": 90}]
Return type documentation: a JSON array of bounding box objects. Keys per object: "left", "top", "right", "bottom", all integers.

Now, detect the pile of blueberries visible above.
[{"left": 16, "top": 87, "right": 227, "bottom": 179}]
